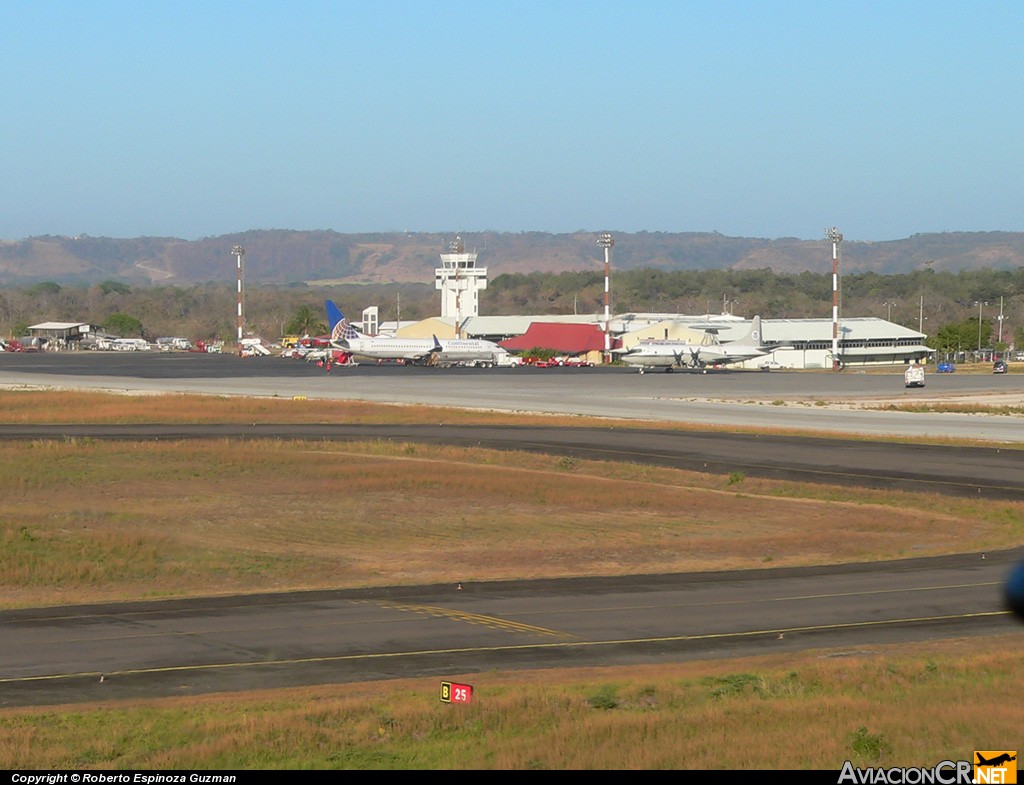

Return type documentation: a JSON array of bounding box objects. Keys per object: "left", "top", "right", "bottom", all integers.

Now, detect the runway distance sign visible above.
[{"left": 440, "top": 681, "right": 473, "bottom": 704}]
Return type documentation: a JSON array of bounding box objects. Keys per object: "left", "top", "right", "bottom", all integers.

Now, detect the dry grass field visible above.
[
  {"left": 2, "top": 424, "right": 1021, "bottom": 608},
  {"left": 1, "top": 639, "right": 1019, "bottom": 770},
  {"left": 5, "top": 435, "right": 1020, "bottom": 606},
  {"left": 1, "top": 389, "right": 1021, "bottom": 769}
]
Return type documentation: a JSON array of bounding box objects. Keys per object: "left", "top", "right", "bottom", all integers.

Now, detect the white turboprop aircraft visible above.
[
  {"left": 326, "top": 301, "right": 512, "bottom": 367},
  {"left": 617, "top": 316, "right": 772, "bottom": 374}
]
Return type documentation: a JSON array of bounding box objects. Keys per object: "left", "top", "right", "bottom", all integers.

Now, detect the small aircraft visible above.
[
  {"left": 617, "top": 316, "right": 773, "bottom": 374},
  {"left": 325, "top": 301, "right": 512, "bottom": 367},
  {"left": 976, "top": 753, "right": 1016, "bottom": 767}
]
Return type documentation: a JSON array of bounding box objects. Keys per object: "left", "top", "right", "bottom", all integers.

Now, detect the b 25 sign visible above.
[{"left": 440, "top": 681, "right": 473, "bottom": 704}]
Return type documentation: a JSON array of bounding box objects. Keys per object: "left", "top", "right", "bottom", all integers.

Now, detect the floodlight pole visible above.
[
  {"left": 976, "top": 300, "right": 986, "bottom": 353},
  {"left": 598, "top": 233, "right": 614, "bottom": 364},
  {"left": 825, "top": 227, "right": 843, "bottom": 370},
  {"left": 232, "top": 245, "right": 245, "bottom": 355}
]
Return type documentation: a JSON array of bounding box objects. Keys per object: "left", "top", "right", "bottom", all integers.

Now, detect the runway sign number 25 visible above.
[{"left": 440, "top": 681, "right": 473, "bottom": 704}]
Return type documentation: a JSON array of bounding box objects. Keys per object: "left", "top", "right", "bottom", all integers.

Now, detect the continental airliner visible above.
[{"left": 326, "top": 301, "right": 512, "bottom": 367}]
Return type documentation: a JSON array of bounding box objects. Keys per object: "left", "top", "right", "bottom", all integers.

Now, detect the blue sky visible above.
[{"left": 3, "top": 0, "right": 1023, "bottom": 242}]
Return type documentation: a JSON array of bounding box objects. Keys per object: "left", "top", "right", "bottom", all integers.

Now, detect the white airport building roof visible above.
[
  {"left": 28, "top": 321, "right": 94, "bottom": 331},
  {"left": 757, "top": 317, "right": 926, "bottom": 343}
]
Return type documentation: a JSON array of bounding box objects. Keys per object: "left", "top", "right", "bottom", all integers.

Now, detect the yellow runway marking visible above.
[{"left": 377, "top": 601, "right": 576, "bottom": 639}]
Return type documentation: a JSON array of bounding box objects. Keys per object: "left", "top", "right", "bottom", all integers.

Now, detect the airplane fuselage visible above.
[
  {"left": 342, "top": 337, "right": 435, "bottom": 362},
  {"left": 693, "top": 344, "right": 768, "bottom": 363},
  {"left": 339, "top": 336, "right": 508, "bottom": 365},
  {"left": 620, "top": 343, "right": 685, "bottom": 369},
  {"left": 620, "top": 341, "right": 768, "bottom": 373},
  {"left": 435, "top": 339, "right": 509, "bottom": 364}
]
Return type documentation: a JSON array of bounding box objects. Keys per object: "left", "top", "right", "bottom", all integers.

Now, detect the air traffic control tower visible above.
[{"left": 435, "top": 236, "right": 487, "bottom": 329}]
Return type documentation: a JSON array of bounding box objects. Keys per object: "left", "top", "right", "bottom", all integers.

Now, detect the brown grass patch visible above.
[
  {"left": 1, "top": 438, "right": 1021, "bottom": 608},
  {"left": 0, "top": 388, "right": 630, "bottom": 427}
]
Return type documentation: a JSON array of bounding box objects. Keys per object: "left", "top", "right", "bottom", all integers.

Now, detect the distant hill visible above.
[{"left": 1, "top": 229, "right": 1023, "bottom": 286}]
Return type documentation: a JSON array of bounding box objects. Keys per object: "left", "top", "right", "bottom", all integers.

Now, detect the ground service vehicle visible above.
[
  {"left": 558, "top": 356, "right": 595, "bottom": 367},
  {"left": 904, "top": 364, "right": 925, "bottom": 388}
]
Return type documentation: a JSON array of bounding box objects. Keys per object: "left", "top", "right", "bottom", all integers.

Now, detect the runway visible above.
[
  {"left": 1, "top": 351, "right": 1022, "bottom": 706},
  {"left": 1, "top": 549, "right": 1018, "bottom": 708}
]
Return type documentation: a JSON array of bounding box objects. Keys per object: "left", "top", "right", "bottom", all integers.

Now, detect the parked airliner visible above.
[
  {"left": 326, "top": 301, "right": 512, "bottom": 367},
  {"left": 617, "top": 316, "right": 772, "bottom": 374}
]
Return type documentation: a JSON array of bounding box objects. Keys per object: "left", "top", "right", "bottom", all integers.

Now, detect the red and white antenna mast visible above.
[
  {"left": 825, "top": 227, "right": 842, "bottom": 371},
  {"left": 232, "top": 245, "right": 245, "bottom": 355},
  {"left": 598, "top": 233, "right": 614, "bottom": 364}
]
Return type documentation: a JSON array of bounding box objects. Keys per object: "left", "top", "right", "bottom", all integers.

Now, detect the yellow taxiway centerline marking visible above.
[{"left": 0, "top": 610, "right": 1009, "bottom": 685}]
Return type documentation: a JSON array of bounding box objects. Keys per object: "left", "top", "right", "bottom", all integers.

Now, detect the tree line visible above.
[{"left": 2, "top": 267, "right": 1022, "bottom": 350}]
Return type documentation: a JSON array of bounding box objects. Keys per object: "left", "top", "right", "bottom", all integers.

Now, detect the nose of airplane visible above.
[{"left": 1005, "top": 561, "right": 1024, "bottom": 622}]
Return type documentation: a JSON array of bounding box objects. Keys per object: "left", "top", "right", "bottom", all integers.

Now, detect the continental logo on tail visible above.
[
  {"left": 331, "top": 319, "right": 359, "bottom": 342},
  {"left": 974, "top": 751, "right": 1017, "bottom": 784}
]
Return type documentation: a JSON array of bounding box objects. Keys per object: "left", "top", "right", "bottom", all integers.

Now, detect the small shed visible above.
[{"left": 27, "top": 322, "right": 97, "bottom": 349}]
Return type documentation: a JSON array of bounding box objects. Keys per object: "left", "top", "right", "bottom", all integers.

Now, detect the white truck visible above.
[{"left": 904, "top": 364, "right": 925, "bottom": 388}]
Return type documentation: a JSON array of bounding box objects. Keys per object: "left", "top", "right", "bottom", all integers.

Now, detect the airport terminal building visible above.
[
  {"left": 379, "top": 311, "right": 932, "bottom": 369},
  {"left": 364, "top": 240, "right": 934, "bottom": 369}
]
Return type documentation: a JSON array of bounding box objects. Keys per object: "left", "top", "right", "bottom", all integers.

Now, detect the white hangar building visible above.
[
  {"left": 743, "top": 317, "right": 931, "bottom": 369},
  {"left": 612, "top": 316, "right": 931, "bottom": 369}
]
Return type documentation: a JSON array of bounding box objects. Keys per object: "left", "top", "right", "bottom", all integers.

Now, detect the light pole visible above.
[
  {"left": 883, "top": 301, "right": 896, "bottom": 321},
  {"left": 232, "top": 245, "right": 245, "bottom": 355},
  {"left": 975, "top": 300, "right": 987, "bottom": 355},
  {"left": 825, "top": 227, "right": 842, "bottom": 370},
  {"left": 597, "top": 233, "right": 614, "bottom": 364},
  {"left": 997, "top": 296, "right": 1005, "bottom": 344}
]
